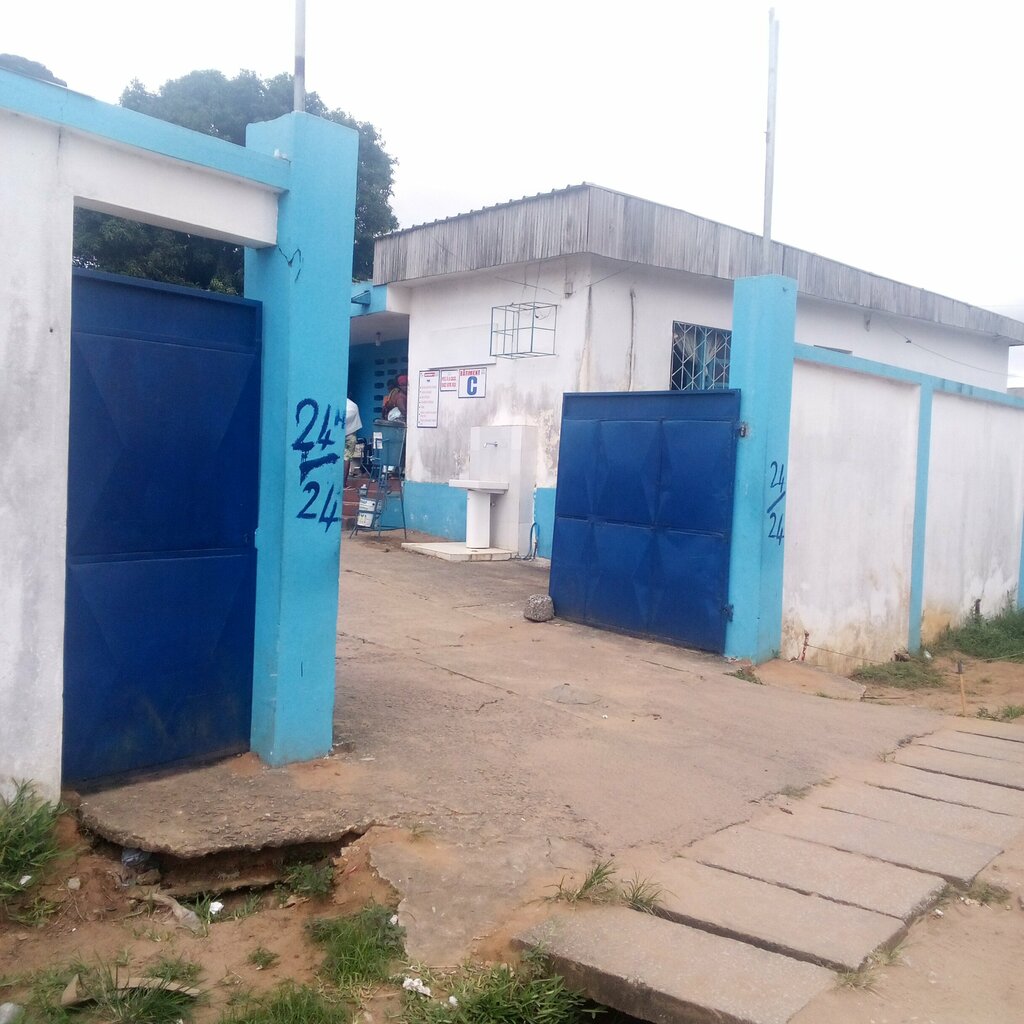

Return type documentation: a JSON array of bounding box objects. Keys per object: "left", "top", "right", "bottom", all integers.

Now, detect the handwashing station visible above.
[{"left": 403, "top": 424, "right": 537, "bottom": 560}]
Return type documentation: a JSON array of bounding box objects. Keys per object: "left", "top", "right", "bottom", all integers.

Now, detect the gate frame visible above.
[{"left": 0, "top": 69, "right": 357, "bottom": 798}]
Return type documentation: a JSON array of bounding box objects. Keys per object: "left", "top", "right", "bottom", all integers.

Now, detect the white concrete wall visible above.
[
  {"left": 0, "top": 110, "right": 278, "bottom": 799},
  {"left": 922, "top": 394, "right": 1024, "bottom": 638},
  {"left": 796, "top": 295, "right": 1010, "bottom": 391},
  {"left": 782, "top": 362, "right": 920, "bottom": 670}
]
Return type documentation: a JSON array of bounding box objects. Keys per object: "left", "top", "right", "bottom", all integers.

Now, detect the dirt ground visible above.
[{"left": 4, "top": 534, "right": 1024, "bottom": 1022}]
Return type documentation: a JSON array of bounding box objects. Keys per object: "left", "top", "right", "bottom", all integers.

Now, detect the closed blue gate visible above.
[
  {"left": 549, "top": 390, "right": 740, "bottom": 653},
  {"left": 63, "top": 270, "right": 261, "bottom": 783}
]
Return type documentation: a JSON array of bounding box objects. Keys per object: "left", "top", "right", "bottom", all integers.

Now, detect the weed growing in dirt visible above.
[
  {"left": 231, "top": 892, "right": 264, "bottom": 920},
  {"left": 0, "top": 781, "right": 62, "bottom": 906},
  {"left": 620, "top": 874, "right": 664, "bottom": 914},
  {"left": 977, "top": 704, "right": 1024, "bottom": 722},
  {"left": 283, "top": 861, "right": 334, "bottom": 899},
  {"left": 851, "top": 657, "right": 943, "bottom": 689},
  {"left": 401, "top": 959, "right": 601, "bottom": 1024},
  {"left": 728, "top": 666, "right": 762, "bottom": 685},
  {"left": 835, "top": 967, "right": 877, "bottom": 992},
  {"left": 870, "top": 944, "right": 905, "bottom": 967},
  {"left": 217, "top": 983, "right": 347, "bottom": 1024},
  {"left": 8, "top": 893, "right": 61, "bottom": 926},
  {"left": 27, "top": 958, "right": 198, "bottom": 1024},
  {"left": 965, "top": 879, "right": 1011, "bottom": 906},
  {"left": 310, "top": 904, "right": 405, "bottom": 988},
  {"left": 247, "top": 948, "right": 279, "bottom": 971},
  {"left": 551, "top": 859, "right": 618, "bottom": 905},
  {"left": 146, "top": 953, "right": 202, "bottom": 985},
  {"left": 938, "top": 603, "right": 1024, "bottom": 661}
]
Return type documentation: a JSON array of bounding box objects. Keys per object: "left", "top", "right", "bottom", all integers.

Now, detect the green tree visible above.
[
  {"left": 74, "top": 69, "right": 397, "bottom": 289},
  {"left": 0, "top": 53, "right": 65, "bottom": 85}
]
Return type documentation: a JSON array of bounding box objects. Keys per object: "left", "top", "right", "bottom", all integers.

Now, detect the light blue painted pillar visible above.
[
  {"left": 908, "top": 384, "right": 934, "bottom": 649},
  {"left": 244, "top": 113, "right": 358, "bottom": 764},
  {"left": 724, "top": 275, "right": 798, "bottom": 662}
]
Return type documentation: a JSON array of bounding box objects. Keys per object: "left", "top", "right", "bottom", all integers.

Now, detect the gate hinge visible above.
[
  {"left": 737, "top": 422, "right": 749, "bottom": 438},
  {"left": 723, "top": 604, "right": 734, "bottom": 621}
]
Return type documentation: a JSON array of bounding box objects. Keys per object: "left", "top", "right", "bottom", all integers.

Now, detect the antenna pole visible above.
[
  {"left": 762, "top": 8, "right": 779, "bottom": 272},
  {"left": 293, "top": 0, "right": 306, "bottom": 112}
]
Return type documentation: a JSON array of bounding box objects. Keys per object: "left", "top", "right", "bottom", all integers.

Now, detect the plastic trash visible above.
[
  {"left": 0, "top": 1002, "right": 25, "bottom": 1024},
  {"left": 401, "top": 978, "right": 431, "bottom": 997}
]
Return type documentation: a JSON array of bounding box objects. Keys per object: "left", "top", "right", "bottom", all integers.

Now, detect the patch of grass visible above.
[
  {"left": 401, "top": 959, "right": 601, "bottom": 1024},
  {"left": 231, "top": 892, "right": 264, "bottom": 920},
  {"left": 870, "top": 943, "right": 904, "bottom": 967},
  {"left": 309, "top": 904, "right": 405, "bottom": 988},
  {"left": 728, "top": 666, "right": 762, "bottom": 685},
  {"left": 939, "top": 603, "right": 1024, "bottom": 661},
  {"left": 851, "top": 657, "right": 943, "bottom": 689},
  {"left": 620, "top": 874, "right": 664, "bottom": 914},
  {"left": 835, "top": 967, "right": 877, "bottom": 992},
  {"left": 965, "top": 879, "right": 1011, "bottom": 906},
  {"left": 551, "top": 859, "right": 618, "bottom": 905},
  {"left": 218, "top": 983, "right": 347, "bottom": 1024},
  {"left": 7, "top": 893, "right": 61, "bottom": 926},
  {"left": 246, "top": 948, "right": 279, "bottom": 971},
  {"left": 0, "top": 781, "right": 62, "bottom": 905},
  {"left": 283, "top": 861, "right": 334, "bottom": 899},
  {"left": 146, "top": 953, "right": 202, "bottom": 985},
  {"left": 977, "top": 704, "right": 1024, "bottom": 722}
]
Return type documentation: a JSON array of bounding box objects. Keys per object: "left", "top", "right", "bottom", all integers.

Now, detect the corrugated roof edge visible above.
[{"left": 374, "top": 183, "right": 1024, "bottom": 344}]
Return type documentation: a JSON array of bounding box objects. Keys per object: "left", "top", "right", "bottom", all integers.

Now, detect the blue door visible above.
[
  {"left": 63, "top": 270, "right": 262, "bottom": 783},
  {"left": 549, "top": 390, "right": 740, "bottom": 653}
]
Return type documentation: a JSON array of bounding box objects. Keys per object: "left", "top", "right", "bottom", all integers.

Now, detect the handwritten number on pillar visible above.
[{"left": 766, "top": 460, "right": 786, "bottom": 545}]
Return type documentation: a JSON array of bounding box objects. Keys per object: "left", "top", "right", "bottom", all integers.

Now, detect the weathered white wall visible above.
[
  {"left": 782, "top": 362, "right": 920, "bottom": 670},
  {"left": 796, "top": 295, "right": 1010, "bottom": 391},
  {"left": 0, "top": 110, "right": 278, "bottom": 799},
  {"left": 922, "top": 394, "right": 1024, "bottom": 638}
]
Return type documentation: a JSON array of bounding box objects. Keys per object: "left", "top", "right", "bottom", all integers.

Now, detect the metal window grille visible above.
[
  {"left": 670, "top": 321, "right": 732, "bottom": 391},
  {"left": 490, "top": 302, "right": 557, "bottom": 358}
]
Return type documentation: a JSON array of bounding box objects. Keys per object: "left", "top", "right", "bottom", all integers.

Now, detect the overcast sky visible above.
[{"left": 5, "top": 0, "right": 1024, "bottom": 372}]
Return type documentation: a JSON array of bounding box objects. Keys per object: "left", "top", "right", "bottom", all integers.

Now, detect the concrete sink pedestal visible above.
[{"left": 448, "top": 479, "right": 509, "bottom": 549}]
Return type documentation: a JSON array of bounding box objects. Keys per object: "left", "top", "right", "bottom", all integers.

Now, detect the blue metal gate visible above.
[
  {"left": 549, "top": 390, "right": 740, "bottom": 653},
  {"left": 63, "top": 270, "right": 262, "bottom": 783}
]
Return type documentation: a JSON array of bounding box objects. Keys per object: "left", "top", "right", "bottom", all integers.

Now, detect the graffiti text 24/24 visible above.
[
  {"left": 766, "top": 460, "right": 785, "bottom": 544},
  {"left": 292, "top": 397, "right": 342, "bottom": 532}
]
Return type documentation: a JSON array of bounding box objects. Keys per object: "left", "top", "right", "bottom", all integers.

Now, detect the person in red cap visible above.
[{"left": 383, "top": 374, "right": 408, "bottom": 421}]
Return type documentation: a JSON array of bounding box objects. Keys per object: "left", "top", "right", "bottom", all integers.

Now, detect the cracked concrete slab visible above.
[
  {"left": 916, "top": 729, "right": 1024, "bottom": 765},
  {"left": 895, "top": 744, "right": 1024, "bottom": 790},
  {"left": 518, "top": 905, "right": 834, "bottom": 1024}
]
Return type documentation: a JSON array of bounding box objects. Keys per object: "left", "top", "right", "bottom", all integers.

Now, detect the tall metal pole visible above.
[
  {"left": 761, "top": 8, "right": 779, "bottom": 272},
  {"left": 293, "top": 0, "right": 306, "bottom": 113}
]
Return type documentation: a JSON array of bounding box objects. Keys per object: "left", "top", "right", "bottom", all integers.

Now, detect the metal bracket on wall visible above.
[{"left": 737, "top": 422, "right": 749, "bottom": 438}]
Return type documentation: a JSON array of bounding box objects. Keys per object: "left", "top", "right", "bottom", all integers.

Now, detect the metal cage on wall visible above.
[
  {"left": 490, "top": 302, "right": 557, "bottom": 358},
  {"left": 671, "top": 321, "right": 732, "bottom": 391}
]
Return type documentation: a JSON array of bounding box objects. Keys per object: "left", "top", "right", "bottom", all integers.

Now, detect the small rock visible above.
[
  {"left": 524, "top": 594, "right": 554, "bottom": 622},
  {"left": 66, "top": 878, "right": 81, "bottom": 892},
  {"left": 0, "top": 1003, "right": 25, "bottom": 1024},
  {"left": 135, "top": 869, "right": 161, "bottom": 886}
]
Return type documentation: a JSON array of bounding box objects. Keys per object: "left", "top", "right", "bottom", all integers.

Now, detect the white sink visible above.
[
  {"left": 448, "top": 479, "right": 509, "bottom": 493},
  {"left": 448, "top": 479, "right": 509, "bottom": 548}
]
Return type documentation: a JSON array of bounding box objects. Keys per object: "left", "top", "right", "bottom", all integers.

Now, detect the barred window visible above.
[{"left": 670, "top": 322, "right": 732, "bottom": 391}]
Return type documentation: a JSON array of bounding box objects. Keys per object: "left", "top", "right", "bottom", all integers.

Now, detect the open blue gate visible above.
[
  {"left": 63, "top": 270, "right": 262, "bottom": 783},
  {"left": 549, "top": 390, "right": 740, "bottom": 653}
]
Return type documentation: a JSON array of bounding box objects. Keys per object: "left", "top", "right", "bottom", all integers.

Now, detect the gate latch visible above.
[
  {"left": 723, "top": 604, "right": 734, "bottom": 621},
  {"left": 736, "top": 422, "right": 749, "bottom": 438}
]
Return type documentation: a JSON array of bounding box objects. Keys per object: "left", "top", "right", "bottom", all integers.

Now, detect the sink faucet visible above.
[{"left": 484, "top": 441, "right": 499, "bottom": 448}]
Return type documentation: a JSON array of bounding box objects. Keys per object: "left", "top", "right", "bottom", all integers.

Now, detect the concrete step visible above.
[
  {"left": 517, "top": 905, "right": 834, "bottom": 1024},
  {"left": 649, "top": 858, "right": 904, "bottom": 971},
  {"left": 683, "top": 823, "right": 944, "bottom": 921},
  {"left": 947, "top": 717, "right": 1024, "bottom": 744},
  {"left": 752, "top": 804, "right": 1001, "bottom": 885},
  {"left": 753, "top": 659, "right": 865, "bottom": 701},
  {"left": 807, "top": 779, "right": 1024, "bottom": 847},
  {"left": 895, "top": 743, "right": 1024, "bottom": 791},
  {"left": 916, "top": 729, "right": 1024, "bottom": 765},
  {"left": 851, "top": 761, "right": 1024, "bottom": 818}
]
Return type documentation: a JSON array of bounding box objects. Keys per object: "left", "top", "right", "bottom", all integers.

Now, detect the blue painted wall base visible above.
[
  {"left": 404, "top": 481, "right": 467, "bottom": 540},
  {"left": 533, "top": 488, "right": 556, "bottom": 558}
]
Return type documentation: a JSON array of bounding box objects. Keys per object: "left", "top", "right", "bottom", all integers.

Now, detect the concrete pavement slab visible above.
[
  {"left": 851, "top": 761, "right": 1024, "bottom": 817},
  {"left": 518, "top": 906, "right": 835, "bottom": 1024},
  {"left": 947, "top": 717, "right": 1024, "bottom": 744},
  {"left": 916, "top": 729, "right": 1024, "bottom": 764},
  {"left": 683, "top": 824, "right": 944, "bottom": 920},
  {"left": 647, "top": 858, "right": 904, "bottom": 971},
  {"left": 753, "top": 805, "right": 1001, "bottom": 885},
  {"left": 753, "top": 659, "right": 865, "bottom": 700},
  {"left": 808, "top": 780, "right": 1024, "bottom": 846},
  {"left": 895, "top": 744, "right": 1024, "bottom": 790}
]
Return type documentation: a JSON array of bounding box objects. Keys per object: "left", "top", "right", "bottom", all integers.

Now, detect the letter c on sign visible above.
[{"left": 466, "top": 375, "right": 478, "bottom": 396}]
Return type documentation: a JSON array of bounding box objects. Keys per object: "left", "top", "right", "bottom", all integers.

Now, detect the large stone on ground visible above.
[
  {"left": 895, "top": 744, "right": 1024, "bottom": 790},
  {"left": 753, "top": 805, "right": 1001, "bottom": 885},
  {"left": 851, "top": 761, "right": 1024, "bottom": 817},
  {"left": 517, "top": 906, "right": 834, "bottom": 1024},
  {"left": 916, "top": 729, "right": 1024, "bottom": 765},
  {"left": 524, "top": 593, "right": 555, "bottom": 622},
  {"left": 649, "top": 858, "right": 903, "bottom": 971},
  {"left": 684, "top": 823, "right": 943, "bottom": 921},
  {"left": 807, "top": 780, "right": 1024, "bottom": 846}
]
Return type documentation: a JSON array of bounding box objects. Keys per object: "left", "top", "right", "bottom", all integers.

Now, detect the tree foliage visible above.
[
  {"left": 73, "top": 69, "right": 397, "bottom": 289},
  {"left": 0, "top": 53, "right": 65, "bottom": 86}
]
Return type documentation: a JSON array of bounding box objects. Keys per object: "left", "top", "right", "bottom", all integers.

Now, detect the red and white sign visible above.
[{"left": 439, "top": 369, "right": 459, "bottom": 393}]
